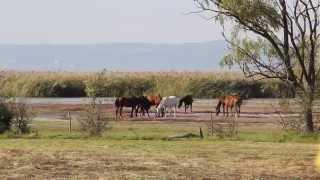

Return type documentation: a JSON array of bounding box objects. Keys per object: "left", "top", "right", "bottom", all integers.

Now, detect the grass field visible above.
[{"left": 0, "top": 119, "right": 319, "bottom": 179}]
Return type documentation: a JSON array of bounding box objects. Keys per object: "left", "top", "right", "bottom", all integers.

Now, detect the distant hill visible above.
[{"left": 0, "top": 41, "right": 228, "bottom": 71}]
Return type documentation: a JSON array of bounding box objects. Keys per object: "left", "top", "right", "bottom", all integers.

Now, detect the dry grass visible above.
[
  {"left": 0, "top": 120, "right": 318, "bottom": 179},
  {"left": 0, "top": 139, "right": 318, "bottom": 179}
]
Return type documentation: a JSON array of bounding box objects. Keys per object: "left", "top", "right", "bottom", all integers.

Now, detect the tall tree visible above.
[{"left": 194, "top": 0, "right": 320, "bottom": 132}]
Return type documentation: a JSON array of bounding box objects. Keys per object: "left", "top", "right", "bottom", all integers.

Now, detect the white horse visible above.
[{"left": 156, "top": 96, "right": 179, "bottom": 118}]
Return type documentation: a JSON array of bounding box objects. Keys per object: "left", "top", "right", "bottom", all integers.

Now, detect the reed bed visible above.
[{"left": 0, "top": 71, "right": 295, "bottom": 98}]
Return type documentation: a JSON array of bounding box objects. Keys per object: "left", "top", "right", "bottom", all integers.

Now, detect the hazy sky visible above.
[{"left": 0, "top": 0, "right": 223, "bottom": 44}]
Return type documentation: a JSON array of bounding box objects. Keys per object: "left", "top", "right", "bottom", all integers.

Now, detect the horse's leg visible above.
[
  {"left": 116, "top": 107, "right": 118, "bottom": 119},
  {"left": 171, "top": 106, "right": 174, "bottom": 117},
  {"left": 155, "top": 106, "right": 158, "bottom": 117},
  {"left": 190, "top": 104, "right": 193, "bottom": 113},
  {"left": 231, "top": 105, "right": 234, "bottom": 117},
  {"left": 226, "top": 105, "right": 229, "bottom": 117},
  {"left": 146, "top": 109, "right": 150, "bottom": 118},
  {"left": 120, "top": 106, "right": 123, "bottom": 118},
  {"left": 216, "top": 104, "right": 220, "bottom": 116},
  {"left": 185, "top": 105, "right": 187, "bottom": 113},
  {"left": 235, "top": 106, "right": 238, "bottom": 117},
  {"left": 174, "top": 105, "right": 176, "bottom": 118},
  {"left": 130, "top": 106, "right": 134, "bottom": 118},
  {"left": 142, "top": 107, "right": 146, "bottom": 116},
  {"left": 138, "top": 106, "right": 143, "bottom": 117},
  {"left": 222, "top": 104, "right": 225, "bottom": 116},
  {"left": 135, "top": 106, "right": 139, "bottom": 117}
]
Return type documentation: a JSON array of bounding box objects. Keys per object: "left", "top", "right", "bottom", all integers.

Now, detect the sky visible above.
[{"left": 0, "top": 0, "right": 223, "bottom": 44}]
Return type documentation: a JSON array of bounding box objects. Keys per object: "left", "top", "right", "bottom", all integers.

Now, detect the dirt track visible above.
[{"left": 29, "top": 98, "right": 320, "bottom": 125}]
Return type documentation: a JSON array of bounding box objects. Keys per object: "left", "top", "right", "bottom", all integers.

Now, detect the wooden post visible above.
[
  {"left": 68, "top": 112, "right": 72, "bottom": 133},
  {"left": 211, "top": 111, "right": 214, "bottom": 136},
  {"left": 199, "top": 127, "right": 203, "bottom": 139}
]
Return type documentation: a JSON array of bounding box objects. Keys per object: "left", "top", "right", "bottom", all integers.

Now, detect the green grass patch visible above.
[{"left": 0, "top": 119, "right": 318, "bottom": 144}]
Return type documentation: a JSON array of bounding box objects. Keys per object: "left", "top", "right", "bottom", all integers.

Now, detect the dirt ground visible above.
[{"left": 32, "top": 98, "right": 320, "bottom": 126}]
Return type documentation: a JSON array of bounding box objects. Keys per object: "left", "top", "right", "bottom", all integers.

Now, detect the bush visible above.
[
  {"left": 78, "top": 98, "right": 110, "bottom": 136},
  {"left": 50, "top": 80, "right": 86, "bottom": 97},
  {"left": 0, "top": 101, "right": 13, "bottom": 133},
  {"left": 8, "top": 99, "right": 35, "bottom": 134},
  {"left": 272, "top": 99, "right": 304, "bottom": 133}
]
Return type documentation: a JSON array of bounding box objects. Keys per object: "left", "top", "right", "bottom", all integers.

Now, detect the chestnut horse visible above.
[
  {"left": 216, "top": 95, "right": 242, "bottom": 117},
  {"left": 146, "top": 94, "right": 162, "bottom": 107},
  {"left": 115, "top": 96, "right": 139, "bottom": 119}
]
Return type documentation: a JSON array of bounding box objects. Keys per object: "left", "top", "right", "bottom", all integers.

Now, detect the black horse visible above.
[
  {"left": 135, "top": 96, "right": 151, "bottom": 117},
  {"left": 178, "top": 95, "right": 193, "bottom": 113}
]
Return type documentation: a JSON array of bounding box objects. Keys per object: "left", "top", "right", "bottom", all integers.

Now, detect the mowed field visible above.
[{"left": 0, "top": 98, "right": 320, "bottom": 179}]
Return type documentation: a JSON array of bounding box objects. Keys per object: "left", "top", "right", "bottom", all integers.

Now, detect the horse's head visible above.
[
  {"left": 156, "top": 103, "right": 165, "bottom": 117},
  {"left": 154, "top": 94, "right": 162, "bottom": 106}
]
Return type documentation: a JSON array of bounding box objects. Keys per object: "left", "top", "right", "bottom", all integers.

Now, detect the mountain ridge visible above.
[{"left": 0, "top": 40, "right": 228, "bottom": 71}]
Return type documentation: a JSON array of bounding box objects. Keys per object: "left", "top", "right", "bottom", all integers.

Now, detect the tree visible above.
[{"left": 194, "top": 0, "right": 320, "bottom": 132}]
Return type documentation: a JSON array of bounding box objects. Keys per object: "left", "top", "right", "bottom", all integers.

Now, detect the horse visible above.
[
  {"left": 216, "top": 95, "right": 242, "bottom": 117},
  {"left": 135, "top": 96, "right": 151, "bottom": 117},
  {"left": 178, "top": 95, "right": 193, "bottom": 113},
  {"left": 146, "top": 94, "right": 162, "bottom": 108},
  {"left": 156, "top": 96, "right": 179, "bottom": 118},
  {"left": 115, "top": 96, "right": 140, "bottom": 119}
]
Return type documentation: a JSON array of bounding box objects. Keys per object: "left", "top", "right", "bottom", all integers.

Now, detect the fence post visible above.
[
  {"left": 68, "top": 112, "right": 72, "bottom": 133},
  {"left": 211, "top": 111, "right": 214, "bottom": 136},
  {"left": 199, "top": 127, "right": 204, "bottom": 139}
]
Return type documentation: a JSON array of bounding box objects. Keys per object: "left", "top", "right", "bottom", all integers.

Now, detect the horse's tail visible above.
[
  {"left": 216, "top": 100, "right": 222, "bottom": 116},
  {"left": 114, "top": 97, "right": 120, "bottom": 108},
  {"left": 236, "top": 96, "right": 243, "bottom": 109}
]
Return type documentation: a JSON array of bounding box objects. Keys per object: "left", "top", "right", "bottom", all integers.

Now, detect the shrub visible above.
[
  {"left": 273, "top": 99, "right": 304, "bottom": 133},
  {"left": 0, "top": 101, "right": 13, "bottom": 133},
  {"left": 8, "top": 99, "right": 35, "bottom": 134},
  {"left": 50, "top": 80, "right": 86, "bottom": 97},
  {"left": 78, "top": 98, "right": 110, "bottom": 136}
]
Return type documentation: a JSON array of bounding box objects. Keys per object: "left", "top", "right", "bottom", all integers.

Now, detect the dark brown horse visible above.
[
  {"left": 135, "top": 96, "right": 151, "bottom": 117},
  {"left": 115, "top": 96, "right": 139, "bottom": 119},
  {"left": 216, "top": 95, "right": 242, "bottom": 117},
  {"left": 146, "top": 94, "right": 162, "bottom": 108},
  {"left": 178, "top": 95, "right": 193, "bottom": 113}
]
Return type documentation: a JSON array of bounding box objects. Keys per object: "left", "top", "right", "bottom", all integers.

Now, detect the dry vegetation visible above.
[{"left": 0, "top": 70, "right": 294, "bottom": 98}]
